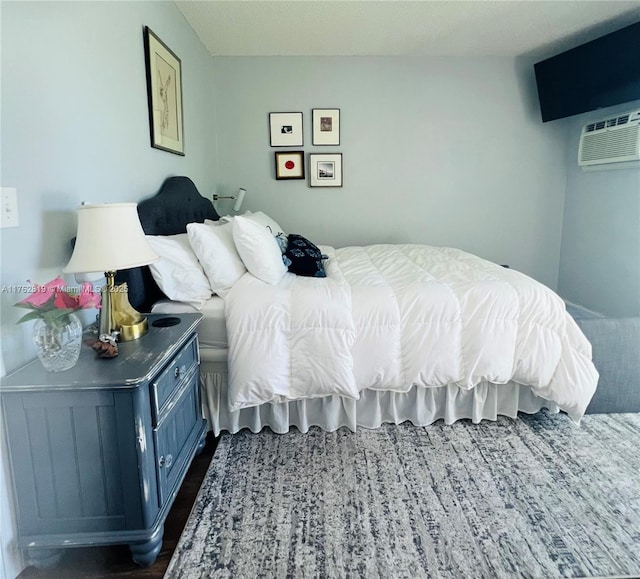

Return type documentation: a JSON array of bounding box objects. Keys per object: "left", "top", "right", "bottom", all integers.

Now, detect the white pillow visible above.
[
  {"left": 207, "top": 210, "right": 250, "bottom": 226},
  {"left": 244, "top": 211, "right": 286, "bottom": 236},
  {"left": 232, "top": 215, "right": 288, "bottom": 285},
  {"left": 145, "top": 234, "right": 212, "bottom": 309},
  {"left": 187, "top": 221, "right": 247, "bottom": 297}
]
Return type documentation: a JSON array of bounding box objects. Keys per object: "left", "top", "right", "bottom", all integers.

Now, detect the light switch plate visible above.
[
  {"left": 0, "top": 187, "right": 19, "bottom": 228},
  {"left": 0, "top": 187, "right": 20, "bottom": 227}
]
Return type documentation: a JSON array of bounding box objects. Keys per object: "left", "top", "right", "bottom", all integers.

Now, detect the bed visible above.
[{"left": 122, "top": 176, "right": 599, "bottom": 435}]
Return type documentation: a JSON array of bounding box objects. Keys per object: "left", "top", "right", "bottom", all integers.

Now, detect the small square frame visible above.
[
  {"left": 144, "top": 26, "right": 184, "bottom": 156},
  {"left": 312, "top": 109, "right": 340, "bottom": 146},
  {"left": 275, "top": 151, "right": 305, "bottom": 180},
  {"left": 309, "top": 153, "right": 343, "bottom": 187},
  {"left": 269, "top": 112, "right": 303, "bottom": 147}
]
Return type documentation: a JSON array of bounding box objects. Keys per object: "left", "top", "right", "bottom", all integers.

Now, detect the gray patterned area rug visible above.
[{"left": 165, "top": 411, "right": 640, "bottom": 579}]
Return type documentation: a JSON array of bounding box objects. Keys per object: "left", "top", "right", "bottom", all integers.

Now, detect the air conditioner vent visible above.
[
  {"left": 586, "top": 114, "right": 632, "bottom": 134},
  {"left": 578, "top": 110, "right": 640, "bottom": 170}
]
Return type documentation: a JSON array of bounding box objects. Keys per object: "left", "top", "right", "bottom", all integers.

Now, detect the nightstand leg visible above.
[
  {"left": 195, "top": 427, "right": 208, "bottom": 455},
  {"left": 129, "top": 525, "right": 164, "bottom": 567}
]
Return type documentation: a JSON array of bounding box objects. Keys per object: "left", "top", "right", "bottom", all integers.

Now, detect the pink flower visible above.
[
  {"left": 54, "top": 291, "right": 79, "bottom": 310},
  {"left": 78, "top": 283, "right": 101, "bottom": 309},
  {"left": 18, "top": 276, "right": 66, "bottom": 308},
  {"left": 15, "top": 276, "right": 101, "bottom": 326}
]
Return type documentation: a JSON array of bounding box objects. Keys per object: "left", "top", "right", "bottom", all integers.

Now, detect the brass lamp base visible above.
[
  {"left": 119, "top": 317, "right": 149, "bottom": 341},
  {"left": 100, "top": 272, "right": 149, "bottom": 341},
  {"left": 110, "top": 283, "right": 148, "bottom": 341}
]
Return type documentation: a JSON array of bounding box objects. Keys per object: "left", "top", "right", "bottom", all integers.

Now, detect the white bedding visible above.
[
  {"left": 225, "top": 244, "right": 599, "bottom": 420},
  {"left": 152, "top": 297, "right": 227, "bottom": 348}
]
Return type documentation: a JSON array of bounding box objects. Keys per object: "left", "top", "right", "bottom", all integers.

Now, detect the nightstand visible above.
[{"left": 0, "top": 313, "right": 207, "bottom": 568}]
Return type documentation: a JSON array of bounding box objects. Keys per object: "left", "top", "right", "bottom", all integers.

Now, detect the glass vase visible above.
[{"left": 32, "top": 313, "right": 82, "bottom": 372}]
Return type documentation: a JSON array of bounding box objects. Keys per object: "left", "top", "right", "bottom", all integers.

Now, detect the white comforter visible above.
[{"left": 225, "top": 244, "right": 598, "bottom": 420}]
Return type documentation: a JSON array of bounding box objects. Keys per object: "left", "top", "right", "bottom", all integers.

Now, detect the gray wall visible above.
[
  {"left": 558, "top": 99, "right": 640, "bottom": 317},
  {"left": 212, "top": 56, "right": 570, "bottom": 289},
  {"left": 0, "top": 2, "right": 217, "bottom": 577},
  {"left": 1, "top": 0, "right": 218, "bottom": 373}
]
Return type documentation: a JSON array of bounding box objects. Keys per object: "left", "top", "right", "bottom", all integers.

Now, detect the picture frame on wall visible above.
[
  {"left": 309, "top": 153, "right": 343, "bottom": 187},
  {"left": 275, "top": 151, "right": 305, "bottom": 180},
  {"left": 269, "top": 112, "right": 303, "bottom": 147},
  {"left": 312, "top": 109, "right": 340, "bottom": 146},
  {"left": 143, "top": 26, "right": 184, "bottom": 156}
]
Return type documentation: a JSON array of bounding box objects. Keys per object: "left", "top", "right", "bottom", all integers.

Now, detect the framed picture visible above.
[
  {"left": 269, "top": 112, "right": 303, "bottom": 147},
  {"left": 275, "top": 151, "right": 305, "bottom": 180},
  {"left": 309, "top": 153, "right": 343, "bottom": 187},
  {"left": 312, "top": 109, "right": 340, "bottom": 146},
  {"left": 144, "top": 26, "right": 184, "bottom": 156}
]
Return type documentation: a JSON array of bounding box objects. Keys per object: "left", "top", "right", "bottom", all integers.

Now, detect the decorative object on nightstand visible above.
[
  {"left": 213, "top": 187, "right": 247, "bottom": 212},
  {"left": 64, "top": 203, "right": 159, "bottom": 343},
  {"left": 14, "top": 277, "right": 100, "bottom": 372},
  {"left": 32, "top": 313, "right": 83, "bottom": 371},
  {"left": 0, "top": 313, "right": 207, "bottom": 568}
]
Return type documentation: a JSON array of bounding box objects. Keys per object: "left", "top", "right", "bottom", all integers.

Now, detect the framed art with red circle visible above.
[{"left": 275, "top": 151, "right": 305, "bottom": 180}]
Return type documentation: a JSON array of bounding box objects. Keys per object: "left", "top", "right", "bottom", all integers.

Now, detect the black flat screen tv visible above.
[{"left": 534, "top": 21, "right": 640, "bottom": 122}]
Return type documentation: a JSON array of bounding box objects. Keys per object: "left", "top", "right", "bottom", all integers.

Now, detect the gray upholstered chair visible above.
[{"left": 566, "top": 303, "right": 640, "bottom": 414}]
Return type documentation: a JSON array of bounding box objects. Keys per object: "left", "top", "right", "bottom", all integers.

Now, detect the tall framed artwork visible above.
[
  {"left": 312, "top": 109, "right": 340, "bottom": 145},
  {"left": 144, "top": 26, "right": 184, "bottom": 156}
]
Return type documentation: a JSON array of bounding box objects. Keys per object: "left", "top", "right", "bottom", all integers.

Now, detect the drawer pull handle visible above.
[
  {"left": 159, "top": 454, "right": 173, "bottom": 468},
  {"left": 174, "top": 365, "right": 186, "bottom": 379}
]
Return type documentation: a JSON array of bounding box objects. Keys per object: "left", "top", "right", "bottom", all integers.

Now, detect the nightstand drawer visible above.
[{"left": 151, "top": 334, "right": 199, "bottom": 421}]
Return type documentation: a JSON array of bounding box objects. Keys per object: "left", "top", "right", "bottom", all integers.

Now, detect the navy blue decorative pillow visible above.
[{"left": 283, "top": 234, "right": 327, "bottom": 278}]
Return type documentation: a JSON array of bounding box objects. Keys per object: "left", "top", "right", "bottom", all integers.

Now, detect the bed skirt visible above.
[{"left": 199, "top": 362, "right": 560, "bottom": 436}]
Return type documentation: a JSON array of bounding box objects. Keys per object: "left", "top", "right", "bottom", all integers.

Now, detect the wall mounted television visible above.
[{"left": 534, "top": 21, "right": 640, "bottom": 122}]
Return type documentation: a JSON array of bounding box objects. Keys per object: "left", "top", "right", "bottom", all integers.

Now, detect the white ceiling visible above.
[{"left": 175, "top": 0, "right": 640, "bottom": 58}]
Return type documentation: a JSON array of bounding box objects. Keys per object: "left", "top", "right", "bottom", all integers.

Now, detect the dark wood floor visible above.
[{"left": 18, "top": 433, "right": 218, "bottom": 579}]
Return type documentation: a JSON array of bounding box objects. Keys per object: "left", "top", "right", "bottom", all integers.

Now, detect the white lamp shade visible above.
[{"left": 64, "top": 203, "right": 159, "bottom": 274}]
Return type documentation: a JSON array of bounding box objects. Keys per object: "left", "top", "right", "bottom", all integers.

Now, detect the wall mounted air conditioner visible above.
[{"left": 578, "top": 109, "right": 640, "bottom": 170}]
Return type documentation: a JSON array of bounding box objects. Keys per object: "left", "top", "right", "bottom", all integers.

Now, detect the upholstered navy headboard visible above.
[{"left": 116, "top": 176, "right": 219, "bottom": 311}]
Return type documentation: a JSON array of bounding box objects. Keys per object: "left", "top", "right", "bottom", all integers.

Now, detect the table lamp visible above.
[{"left": 64, "top": 203, "right": 159, "bottom": 341}]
